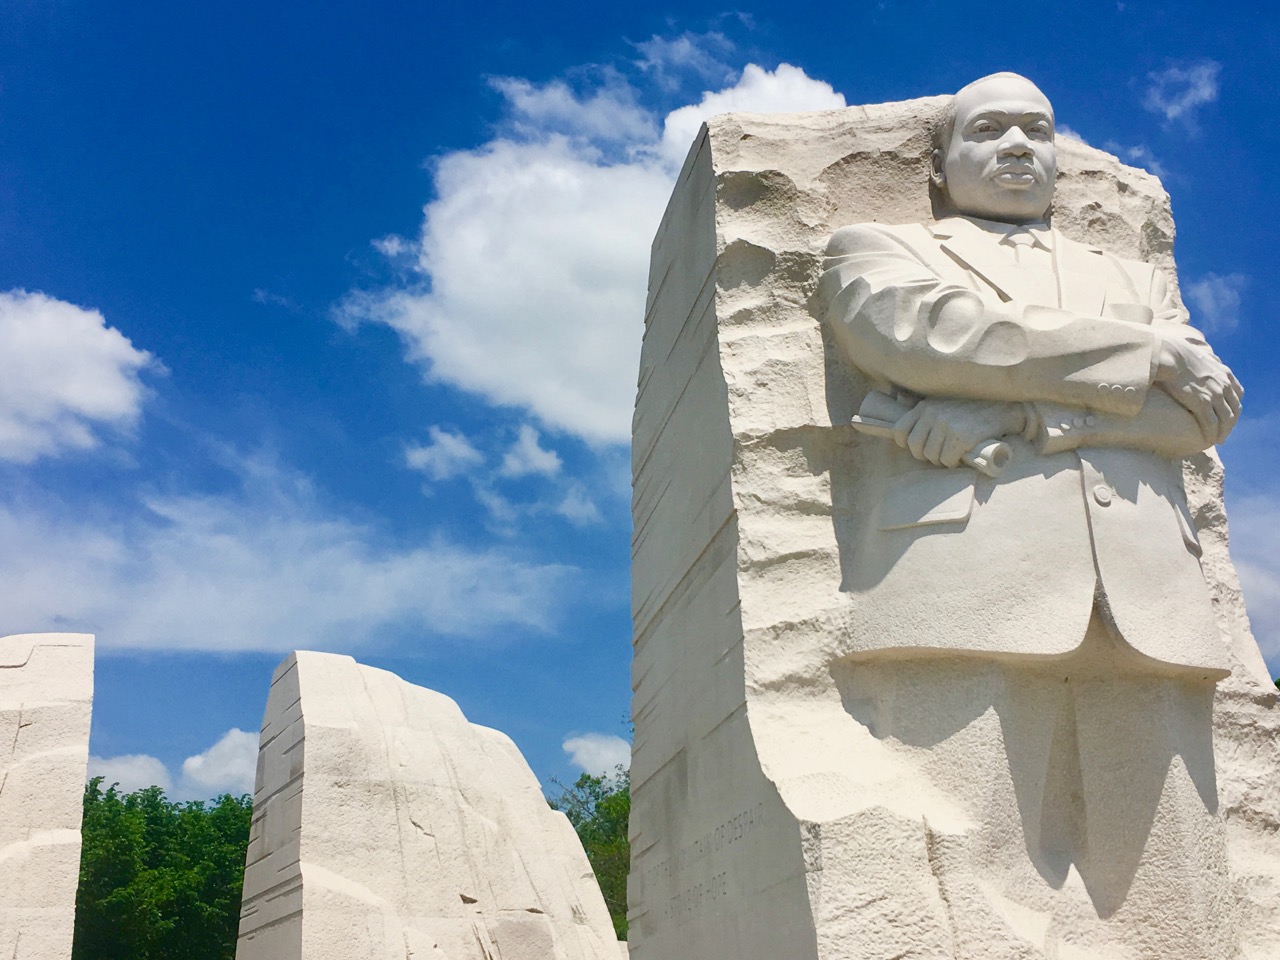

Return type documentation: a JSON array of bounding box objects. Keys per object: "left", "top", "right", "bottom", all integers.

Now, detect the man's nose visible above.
[{"left": 998, "top": 127, "right": 1034, "bottom": 156}]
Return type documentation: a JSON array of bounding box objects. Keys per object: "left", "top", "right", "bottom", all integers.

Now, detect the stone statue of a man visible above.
[
  {"left": 820, "top": 72, "right": 1241, "bottom": 674},
  {"left": 816, "top": 72, "right": 1245, "bottom": 954}
]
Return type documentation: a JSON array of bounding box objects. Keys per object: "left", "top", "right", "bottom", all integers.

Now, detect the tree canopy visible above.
[
  {"left": 73, "top": 779, "right": 252, "bottom": 960},
  {"left": 550, "top": 769, "right": 630, "bottom": 940}
]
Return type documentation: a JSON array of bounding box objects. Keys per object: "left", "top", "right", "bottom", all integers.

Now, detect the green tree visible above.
[
  {"left": 550, "top": 769, "right": 630, "bottom": 940},
  {"left": 73, "top": 779, "right": 252, "bottom": 960}
]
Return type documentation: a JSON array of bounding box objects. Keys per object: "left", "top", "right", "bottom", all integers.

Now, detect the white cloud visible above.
[
  {"left": 0, "top": 452, "right": 575, "bottom": 651},
  {"left": 89, "top": 728, "right": 261, "bottom": 801},
  {"left": 405, "top": 426, "right": 485, "bottom": 480},
  {"left": 500, "top": 424, "right": 561, "bottom": 478},
  {"left": 1185, "top": 272, "right": 1247, "bottom": 333},
  {"left": 659, "top": 63, "right": 846, "bottom": 165},
  {"left": 562, "top": 732, "right": 631, "bottom": 777},
  {"left": 88, "top": 753, "right": 172, "bottom": 793},
  {"left": 1054, "top": 124, "right": 1088, "bottom": 143},
  {"left": 0, "top": 289, "right": 153, "bottom": 463},
  {"left": 180, "top": 728, "right": 258, "bottom": 797},
  {"left": 1143, "top": 60, "right": 1220, "bottom": 128},
  {"left": 338, "top": 61, "right": 845, "bottom": 445}
]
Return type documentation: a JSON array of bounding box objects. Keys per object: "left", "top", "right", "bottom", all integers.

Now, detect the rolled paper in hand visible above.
[
  {"left": 849, "top": 390, "right": 1012, "bottom": 479},
  {"left": 963, "top": 439, "right": 1012, "bottom": 477}
]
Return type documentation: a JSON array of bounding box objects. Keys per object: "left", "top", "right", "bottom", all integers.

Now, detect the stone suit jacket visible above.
[{"left": 819, "top": 215, "right": 1228, "bottom": 677}]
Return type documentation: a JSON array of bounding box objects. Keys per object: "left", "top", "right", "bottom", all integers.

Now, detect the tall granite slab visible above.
[
  {"left": 629, "top": 96, "right": 1280, "bottom": 959},
  {"left": 0, "top": 633, "right": 95, "bottom": 960},
  {"left": 236, "top": 651, "right": 622, "bottom": 960}
]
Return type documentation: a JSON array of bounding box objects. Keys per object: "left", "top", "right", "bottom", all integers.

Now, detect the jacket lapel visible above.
[
  {"left": 1053, "top": 233, "right": 1109, "bottom": 317},
  {"left": 930, "top": 217, "right": 1043, "bottom": 304}
]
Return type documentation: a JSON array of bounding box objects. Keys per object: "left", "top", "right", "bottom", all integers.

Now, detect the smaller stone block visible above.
[
  {"left": 236, "top": 651, "right": 622, "bottom": 960},
  {"left": 0, "top": 633, "right": 95, "bottom": 960}
]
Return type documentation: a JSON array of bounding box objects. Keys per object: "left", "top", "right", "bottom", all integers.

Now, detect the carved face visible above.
[{"left": 934, "top": 75, "right": 1057, "bottom": 224}]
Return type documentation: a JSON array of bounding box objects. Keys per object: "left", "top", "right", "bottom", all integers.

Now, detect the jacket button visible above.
[
  {"left": 1073, "top": 416, "right": 1086, "bottom": 427},
  {"left": 1093, "top": 484, "right": 1113, "bottom": 506},
  {"left": 1097, "top": 382, "right": 1110, "bottom": 393},
  {"left": 1085, "top": 415, "right": 1097, "bottom": 426}
]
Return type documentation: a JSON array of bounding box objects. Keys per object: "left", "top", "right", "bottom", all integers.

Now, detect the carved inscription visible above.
[{"left": 639, "top": 800, "right": 765, "bottom": 918}]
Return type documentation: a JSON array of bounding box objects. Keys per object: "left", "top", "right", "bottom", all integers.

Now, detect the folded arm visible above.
[{"left": 821, "top": 223, "right": 1241, "bottom": 445}]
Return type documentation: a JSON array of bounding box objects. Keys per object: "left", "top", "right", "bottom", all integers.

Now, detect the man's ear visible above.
[{"left": 929, "top": 148, "right": 946, "bottom": 187}]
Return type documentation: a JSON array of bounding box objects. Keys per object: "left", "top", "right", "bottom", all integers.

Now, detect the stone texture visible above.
[
  {"left": 629, "top": 96, "right": 1280, "bottom": 959},
  {"left": 236, "top": 651, "right": 623, "bottom": 960},
  {"left": 0, "top": 633, "right": 95, "bottom": 960}
]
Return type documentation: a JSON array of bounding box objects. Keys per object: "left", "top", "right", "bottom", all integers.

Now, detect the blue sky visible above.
[{"left": 1, "top": 1, "right": 1276, "bottom": 799}]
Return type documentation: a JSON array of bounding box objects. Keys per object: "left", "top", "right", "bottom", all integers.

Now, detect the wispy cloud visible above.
[
  {"left": 489, "top": 74, "right": 656, "bottom": 147},
  {"left": 405, "top": 426, "right": 485, "bottom": 481},
  {"left": 500, "top": 424, "right": 561, "bottom": 478},
  {"left": 1103, "top": 141, "right": 1168, "bottom": 179},
  {"left": 1143, "top": 60, "right": 1220, "bottom": 129},
  {"left": 251, "top": 288, "right": 295, "bottom": 310},
  {"left": 1185, "top": 272, "right": 1247, "bottom": 334},
  {"left": 0, "top": 450, "right": 576, "bottom": 652},
  {"left": 554, "top": 484, "right": 602, "bottom": 526},
  {"left": 337, "top": 47, "right": 845, "bottom": 445},
  {"left": 632, "top": 30, "right": 735, "bottom": 91},
  {"left": 0, "top": 289, "right": 155, "bottom": 463}
]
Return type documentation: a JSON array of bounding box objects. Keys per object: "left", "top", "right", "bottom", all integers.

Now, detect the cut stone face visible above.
[
  {"left": 0, "top": 633, "right": 95, "bottom": 960},
  {"left": 629, "top": 95, "right": 1280, "bottom": 960},
  {"left": 235, "top": 651, "right": 622, "bottom": 960}
]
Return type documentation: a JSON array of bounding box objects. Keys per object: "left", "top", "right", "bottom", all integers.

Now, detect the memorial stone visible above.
[
  {"left": 0, "top": 633, "right": 95, "bottom": 960},
  {"left": 236, "top": 651, "right": 623, "bottom": 960},
  {"left": 629, "top": 75, "right": 1280, "bottom": 959}
]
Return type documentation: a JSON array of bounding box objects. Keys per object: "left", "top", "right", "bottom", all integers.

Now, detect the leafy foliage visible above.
[
  {"left": 73, "top": 779, "right": 252, "bottom": 960},
  {"left": 550, "top": 769, "right": 630, "bottom": 940}
]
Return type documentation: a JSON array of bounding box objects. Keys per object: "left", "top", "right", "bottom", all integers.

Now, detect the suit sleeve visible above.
[
  {"left": 1032, "top": 391, "right": 1210, "bottom": 458},
  {"left": 1029, "top": 262, "right": 1223, "bottom": 455},
  {"left": 819, "top": 223, "right": 1158, "bottom": 415}
]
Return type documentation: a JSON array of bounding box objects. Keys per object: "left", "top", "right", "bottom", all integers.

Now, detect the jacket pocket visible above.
[{"left": 878, "top": 467, "right": 977, "bottom": 531}]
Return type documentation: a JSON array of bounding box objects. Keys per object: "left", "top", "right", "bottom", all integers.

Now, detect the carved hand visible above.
[
  {"left": 892, "top": 397, "right": 1027, "bottom": 468},
  {"left": 1153, "top": 331, "right": 1243, "bottom": 445}
]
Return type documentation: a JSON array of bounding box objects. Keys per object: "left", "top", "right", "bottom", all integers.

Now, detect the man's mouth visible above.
[{"left": 994, "top": 166, "right": 1038, "bottom": 185}]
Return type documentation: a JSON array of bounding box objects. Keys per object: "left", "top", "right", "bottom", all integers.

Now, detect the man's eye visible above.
[{"left": 972, "top": 122, "right": 998, "bottom": 134}]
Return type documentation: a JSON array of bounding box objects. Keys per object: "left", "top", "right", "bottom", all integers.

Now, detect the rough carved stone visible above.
[
  {"left": 0, "top": 633, "right": 94, "bottom": 960},
  {"left": 235, "top": 651, "right": 623, "bottom": 960},
  {"left": 629, "top": 83, "right": 1280, "bottom": 959}
]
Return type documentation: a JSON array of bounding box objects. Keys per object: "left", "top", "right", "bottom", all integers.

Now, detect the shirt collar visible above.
[{"left": 957, "top": 214, "right": 1054, "bottom": 251}]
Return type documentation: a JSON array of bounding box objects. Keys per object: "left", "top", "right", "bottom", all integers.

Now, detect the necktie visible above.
[
  {"left": 1001, "top": 229, "right": 1058, "bottom": 305},
  {"left": 1003, "top": 230, "right": 1037, "bottom": 264}
]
